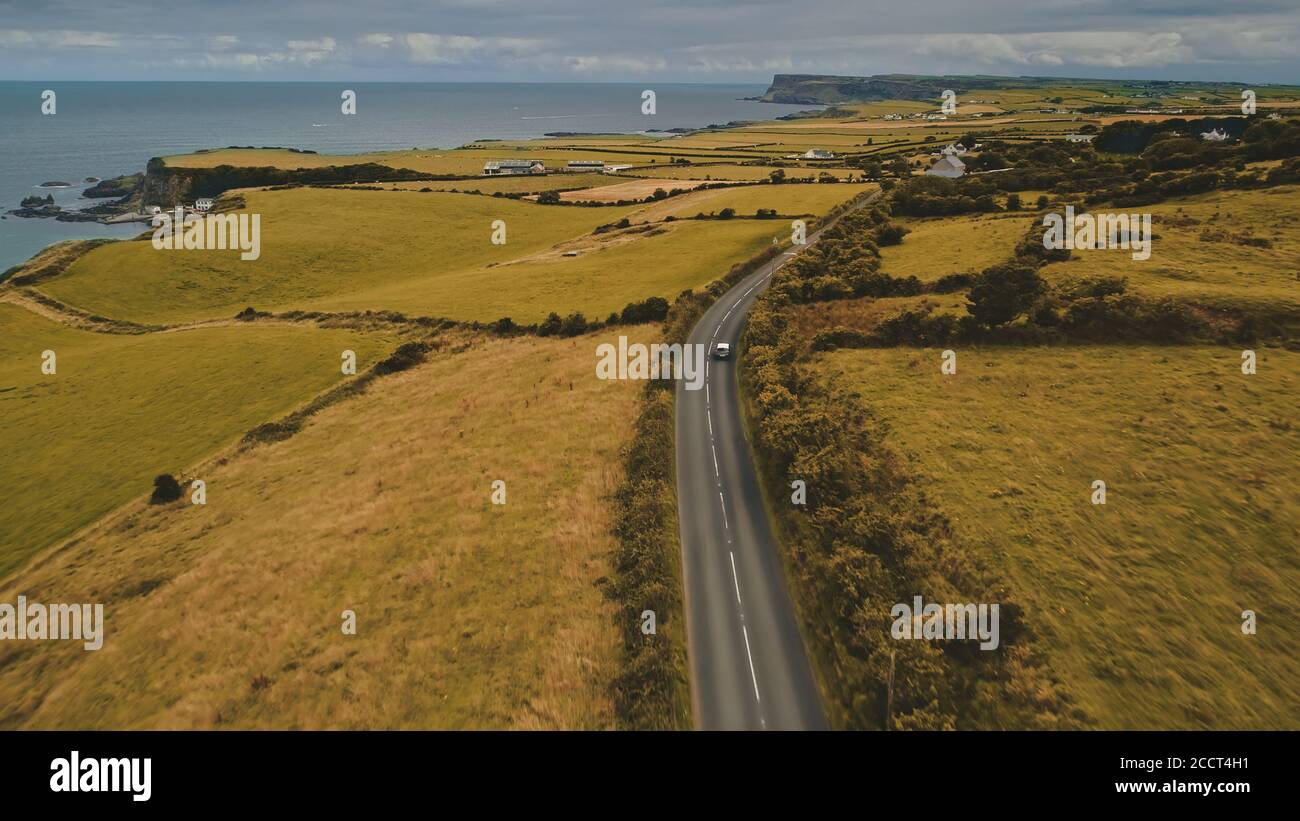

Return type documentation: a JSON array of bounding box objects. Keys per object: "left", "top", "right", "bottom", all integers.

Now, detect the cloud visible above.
[
  {"left": 0, "top": 2, "right": 1297, "bottom": 82},
  {"left": 909, "top": 31, "right": 1196, "bottom": 68},
  {"left": 0, "top": 29, "right": 121, "bottom": 49},
  {"left": 393, "top": 33, "right": 547, "bottom": 65}
]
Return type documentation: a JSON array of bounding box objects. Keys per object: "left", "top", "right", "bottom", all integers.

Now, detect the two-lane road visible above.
[{"left": 675, "top": 195, "right": 876, "bottom": 730}]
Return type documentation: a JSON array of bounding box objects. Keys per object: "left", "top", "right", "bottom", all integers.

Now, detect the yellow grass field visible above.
[
  {"left": 556, "top": 178, "right": 723, "bottom": 202},
  {"left": 622, "top": 163, "right": 861, "bottom": 181},
  {"left": 0, "top": 327, "right": 649, "bottom": 729},
  {"left": 1040, "top": 185, "right": 1300, "bottom": 315},
  {"left": 41, "top": 186, "right": 783, "bottom": 325},
  {"left": 41, "top": 188, "right": 636, "bottom": 324},
  {"left": 0, "top": 302, "right": 394, "bottom": 578},
  {"left": 357, "top": 173, "right": 611, "bottom": 194},
  {"left": 879, "top": 212, "right": 1030, "bottom": 280},
  {"left": 628, "top": 182, "right": 873, "bottom": 222},
  {"left": 812, "top": 345, "right": 1300, "bottom": 729},
  {"left": 163, "top": 147, "right": 699, "bottom": 176}
]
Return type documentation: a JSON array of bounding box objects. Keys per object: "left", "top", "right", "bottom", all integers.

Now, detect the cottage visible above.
[
  {"left": 1065, "top": 133, "right": 1096, "bottom": 143},
  {"left": 942, "top": 143, "right": 967, "bottom": 156},
  {"left": 802, "top": 148, "right": 836, "bottom": 160},
  {"left": 483, "top": 159, "right": 546, "bottom": 176},
  {"left": 194, "top": 198, "right": 214, "bottom": 212},
  {"left": 1200, "top": 128, "right": 1229, "bottom": 142},
  {"left": 926, "top": 154, "right": 966, "bottom": 179}
]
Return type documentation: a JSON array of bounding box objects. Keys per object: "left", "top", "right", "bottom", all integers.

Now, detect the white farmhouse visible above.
[
  {"left": 194, "top": 197, "right": 214, "bottom": 211},
  {"left": 802, "top": 148, "right": 836, "bottom": 160},
  {"left": 1200, "top": 128, "right": 1230, "bottom": 142},
  {"left": 926, "top": 153, "right": 966, "bottom": 178},
  {"left": 1065, "top": 133, "right": 1096, "bottom": 143}
]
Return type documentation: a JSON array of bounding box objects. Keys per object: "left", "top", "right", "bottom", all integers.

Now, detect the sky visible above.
[{"left": 1, "top": 0, "right": 1298, "bottom": 84}]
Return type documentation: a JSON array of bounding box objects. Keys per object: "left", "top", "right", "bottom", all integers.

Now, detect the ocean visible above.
[{"left": 0, "top": 81, "right": 812, "bottom": 271}]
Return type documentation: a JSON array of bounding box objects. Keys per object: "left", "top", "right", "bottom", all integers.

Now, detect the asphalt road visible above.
[{"left": 674, "top": 198, "right": 874, "bottom": 730}]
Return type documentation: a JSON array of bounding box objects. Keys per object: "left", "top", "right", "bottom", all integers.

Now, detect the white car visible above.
[{"left": 713, "top": 343, "right": 732, "bottom": 360}]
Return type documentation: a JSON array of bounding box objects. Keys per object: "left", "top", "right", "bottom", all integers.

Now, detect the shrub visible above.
[
  {"left": 373, "top": 341, "right": 430, "bottom": 375},
  {"left": 537, "top": 312, "right": 563, "bottom": 336},
  {"left": 966, "top": 262, "right": 1045, "bottom": 327},
  {"left": 149, "top": 474, "right": 182, "bottom": 504}
]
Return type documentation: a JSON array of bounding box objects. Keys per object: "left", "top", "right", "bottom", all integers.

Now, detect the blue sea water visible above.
[{"left": 0, "top": 82, "right": 812, "bottom": 271}]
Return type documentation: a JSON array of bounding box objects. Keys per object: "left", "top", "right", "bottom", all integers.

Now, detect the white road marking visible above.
[
  {"left": 742, "top": 624, "right": 762, "bottom": 706},
  {"left": 729, "top": 551, "right": 743, "bottom": 606},
  {"left": 718, "top": 491, "right": 728, "bottom": 531},
  {"left": 711, "top": 442, "right": 719, "bottom": 477},
  {"left": 707, "top": 409, "right": 713, "bottom": 436}
]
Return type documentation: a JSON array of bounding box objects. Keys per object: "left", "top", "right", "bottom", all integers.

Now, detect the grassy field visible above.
[
  {"left": 1041, "top": 185, "right": 1300, "bottom": 316},
  {"left": 555, "top": 178, "right": 725, "bottom": 203},
  {"left": 340, "top": 218, "right": 783, "bottom": 322},
  {"left": 628, "top": 182, "right": 872, "bottom": 222},
  {"left": 358, "top": 173, "right": 611, "bottom": 194},
  {"left": 623, "top": 164, "right": 861, "bottom": 181},
  {"left": 42, "top": 188, "right": 636, "bottom": 324},
  {"left": 41, "top": 187, "right": 784, "bottom": 325},
  {"left": 879, "top": 212, "right": 1030, "bottom": 280},
  {"left": 810, "top": 344, "right": 1300, "bottom": 729},
  {"left": 0, "top": 327, "right": 649, "bottom": 729},
  {"left": 163, "top": 146, "right": 703, "bottom": 175},
  {"left": 0, "top": 302, "right": 394, "bottom": 578}
]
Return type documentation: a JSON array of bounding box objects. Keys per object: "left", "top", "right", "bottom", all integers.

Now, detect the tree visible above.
[
  {"left": 150, "top": 474, "right": 182, "bottom": 504},
  {"left": 769, "top": 168, "right": 786, "bottom": 184},
  {"left": 966, "top": 263, "right": 1045, "bottom": 327},
  {"left": 537, "top": 190, "right": 560, "bottom": 204},
  {"left": 1005, "top": 193, "right": 1021, "bottom": 211}
]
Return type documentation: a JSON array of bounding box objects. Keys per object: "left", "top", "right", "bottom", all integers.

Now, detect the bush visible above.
[
  {"left": 619, "top": 296, "right": 670, "bottom": 324},
  {"left": 537, "top": 190, "right": 561, "bottom": 204},
  {"left": 149, "top": 474, "right": 182, "bottom": 504},
  {"left": 537, "top": 312, "right": 563, "bottom": 336},
  {"left": 373, "top": 341, "right": 430, "bottom": 374},
  {"left": 966, "top": 262, "right": 1045, "bottom": 327},
  {"left": 559, "top": 312, "right": 589, "bottom": 337}
]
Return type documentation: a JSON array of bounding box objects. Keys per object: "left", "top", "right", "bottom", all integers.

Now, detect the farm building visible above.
[
  {"left": 483, "top": 160, "right": 546, "bottom": 176},
  {"left": 926, "top": 153, "right": 966, "bottom": 179}
]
